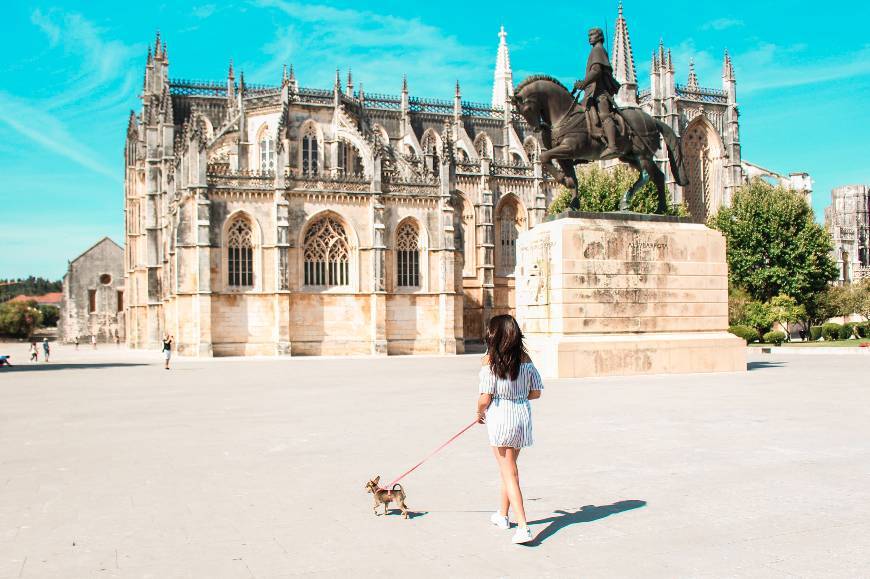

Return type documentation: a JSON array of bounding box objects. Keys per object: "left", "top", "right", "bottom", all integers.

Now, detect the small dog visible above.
[{"left": 365, "top": 476, "right": 409, "bottom": 518}]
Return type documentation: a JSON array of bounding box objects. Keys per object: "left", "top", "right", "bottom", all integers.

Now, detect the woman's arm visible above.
[
  {"left": 528, "top": 390, "right": 542, "bottom": 400},
  {"left": 477, "top": 393, "right": 493, "bottom": 423}
]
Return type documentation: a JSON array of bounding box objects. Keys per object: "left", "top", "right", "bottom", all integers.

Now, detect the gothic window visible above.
[
  {"left": 455, "top": 193, "right": 476, "bottom": 276},
  {"left": 496, "top": 198, "right": 523, "bottom": 276},
  {"left": 88, "top": 289, "right": 96, "bottom": 313},
  {"left": 682, "top": 119, "right": 723, "bottom": 223},
  {"left": 259, "top": 135, "right": 275, "bottom": 172},
  {"left": 227, "top": 217, "right": 254, "bottom": 287},
  {"left": 456, "top": 147, "right": 469, "bottom": 163},
  {"left": 510, "top": 152, "right": 524, "bottom": 165},
  {"left": 396, "top": 221, "right": 421, "bottom": 288},
  {"left": 337, "top": 140, "right": 363, "bottom": 176},
  {"left": 523, "top": 137, "right": 539, "bottom": 162},
  {"left": 421, "top": 132, "right": 440, "bottom": 173},
  {"left": 474, "top": 133, "right": 493, "bottom": 159},
  {"left": 303, "top": 216, "right": 350, "bottom": 287},
  {"left": 302, "top": 125, "right": 319, "bottom": 175}
]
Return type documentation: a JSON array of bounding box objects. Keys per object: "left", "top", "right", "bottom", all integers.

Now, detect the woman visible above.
[
  {"left": 476, "top": 314, "right": 544, "bottom": 545},
  {"left": 29, "top": 341, "right": 38, "bottom": 362},
  {"left": 162, "top": 334, "right": 173, "bottom": 370}
]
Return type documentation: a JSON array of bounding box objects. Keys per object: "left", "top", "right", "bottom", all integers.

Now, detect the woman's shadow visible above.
[{"left": 524, "top": 499, "right": 646, "bottom": 546}]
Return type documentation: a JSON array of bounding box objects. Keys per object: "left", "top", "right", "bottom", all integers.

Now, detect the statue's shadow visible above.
[{"left": 525, "top": 499, "right": 646, "bottom": 546}]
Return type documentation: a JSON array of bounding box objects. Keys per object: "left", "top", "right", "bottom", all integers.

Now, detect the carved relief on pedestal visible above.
[{"left": 518, "top": 234, "right": 552, "bottom": 306}]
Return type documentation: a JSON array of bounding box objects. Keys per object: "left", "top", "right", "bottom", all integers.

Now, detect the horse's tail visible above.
[{"left": 656, "top": 120, "right": 689, "bottom": 186}]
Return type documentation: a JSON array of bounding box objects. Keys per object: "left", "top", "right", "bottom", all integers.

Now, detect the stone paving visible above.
[{"left": 1, "top": 342, "right": 868, "bottom": 578}]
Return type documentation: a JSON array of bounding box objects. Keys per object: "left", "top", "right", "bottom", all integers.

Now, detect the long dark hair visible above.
[{"left": 485, "top": 314, "right": 528, "bottom": 380}]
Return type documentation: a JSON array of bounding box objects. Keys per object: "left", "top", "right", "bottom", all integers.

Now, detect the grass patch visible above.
[{"left": 749, "top": 340, "right": 870, "bottom": 348}]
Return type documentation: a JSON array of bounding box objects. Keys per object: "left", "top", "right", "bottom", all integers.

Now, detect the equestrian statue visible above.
[{"left": 512, "top": 27, "right": 689, "bottom": 213}]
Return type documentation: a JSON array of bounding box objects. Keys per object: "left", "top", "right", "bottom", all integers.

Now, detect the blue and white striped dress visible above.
[{"left": 479, "top": 362, "right": 544, "bottom": 448}]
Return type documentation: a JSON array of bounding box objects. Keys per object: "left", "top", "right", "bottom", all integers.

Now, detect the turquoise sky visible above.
[{"left": 1, "top": 0, "right": 868, "bottom": 279}]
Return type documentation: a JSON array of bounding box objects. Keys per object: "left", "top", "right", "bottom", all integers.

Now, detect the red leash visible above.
[{"left": 380, "top": 419, "right": 479, "bottom": 490}]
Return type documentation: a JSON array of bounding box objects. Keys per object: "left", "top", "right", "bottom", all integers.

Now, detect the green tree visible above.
[
  {"left": 0, "top": 300, "right": 44, "bottom": 338},
  {"left": 548, "top": 164, "right": 687, "bottom": 216},
  {"left": 743, "top": 300, "right": 776, "bottom": 335},
  {"left": 38, "top": 305, "right": 60, "bottom": 327},
  {"left": 728, "top": 285, "right": 752, "bottom": 326},
  {"left": 709, "top": 178, "right": 837, "bottom": 305},
  {"left": 768, "top": 294, "right": 806, "bottom": 341},
  {"left": 0, "top": 276, "right": 62, "bottom": 302}
]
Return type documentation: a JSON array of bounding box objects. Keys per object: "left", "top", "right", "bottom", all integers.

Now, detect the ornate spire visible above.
[
  {"left": 611, "top": 2, "right": 637, "bottom": 104},
  {"left": 346, "top": 68, "right": 354, "bottom": 94},
  {"left": 282, "top": 64, "right": 288, "bottom": 86},
  {"left": 658, "top": 39, "right": 666, "bottom": 67},
  {"left": 228, "top": 59, "right": 235, "bottom": 79},
  {"left": 491, "top": 25, "right": 514, "bottom": 109},
  {"left": 666, "top": 49, "right": 673, "bottom": 72},
  {"left": 289, "top": 63, "right": 296, "bottom": 83},
  {"left": 687, "top": 58, "right": 698, "bottom": 88},
  {"left": 334, "top": 67, "right": 342, "bottom": 93},
  {"left": 455, "top": 79, "right": 461, "bottom": 98},
  {"left": 722, "top": 49, "right": 735, "bottom": 80},
  {"left": 154, "top": 30, "right": 162, "bottom": 58},
  {"left": 651, "top": 50, "right": 658, "bottom": 73},
  {"left": 402, "top": 74, "right": 408, "bottom": 93}
]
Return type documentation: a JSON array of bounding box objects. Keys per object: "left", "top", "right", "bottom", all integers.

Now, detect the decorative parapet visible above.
[
  {"left": 381, "top": 172, "right": 440, "bottom": 195},
  {"left": 289, "top": 172, "right": 371, "bottom": 193},
  {"left": 491, "top": 160, "right": 534, "bottom": 178},
  {"left": 675, "top": 84, "right": 728, "bottom": 105},
  {"left": 456, "top": 160, "right": 482, "bottom": 174},
  {"left": 206, "top": 166, "right": 276, "bottom": 189},
  {"left": 855, "top": 265, "right": 870, "bottom": 281}
]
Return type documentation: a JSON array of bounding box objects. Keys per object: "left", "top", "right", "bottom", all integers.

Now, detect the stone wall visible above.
[{"left": 61, "top": 238, "right": 125, "bottom": 343}]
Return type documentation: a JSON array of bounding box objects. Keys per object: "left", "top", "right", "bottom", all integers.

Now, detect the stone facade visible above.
[
  {"left": 825, "top": 184, "right": 870, "bottom": 283},
  {"left": 60, "top": 238, "right": 125, "bottom": 343},
  {"left": 123, "top": 6, "right": 811, "bottom": 357}
]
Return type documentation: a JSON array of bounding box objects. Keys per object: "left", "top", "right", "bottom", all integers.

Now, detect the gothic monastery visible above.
[{"left": 124, "top": 5, "right": 811, "bottom": 356}]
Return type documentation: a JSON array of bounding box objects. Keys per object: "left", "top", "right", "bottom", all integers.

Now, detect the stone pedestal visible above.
[{"left": 515, "top": 212, "right": 746, "bottom": 378}]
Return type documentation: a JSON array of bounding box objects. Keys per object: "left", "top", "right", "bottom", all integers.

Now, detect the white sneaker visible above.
[
  {"left": 511, "top": 526, "right": 534, "bottom": 544},
  {"left": 490, "top": 511, "right": 509, "bottom": 530}
]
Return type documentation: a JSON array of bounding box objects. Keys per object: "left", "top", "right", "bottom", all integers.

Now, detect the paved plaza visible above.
[{"left": 1, "top": 343, "right": 869, "bottom": 578}]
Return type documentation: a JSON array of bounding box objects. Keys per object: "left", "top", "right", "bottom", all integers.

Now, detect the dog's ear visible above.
[{"left": 373, "top": 475, "right": 380, "bottom": 484}]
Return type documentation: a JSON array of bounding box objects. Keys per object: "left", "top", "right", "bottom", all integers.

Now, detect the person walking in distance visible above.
[
  {"left": 74, "top": 335, "right": 79, "bottom": 350},
  {"left": 91, "top": 335, "right": 97, "bottom": 349},
  {"left": 162, "top": 334, "right": 173, "bottom": 370},
  {"left": 476, "top": 314, "right": 544, "bottom": 545},
  {"left": 29, "top": 341, "right": 38, "bottom": 362},
  {"left": 42, "top": 338, "right": 50, "bottom": 363}
]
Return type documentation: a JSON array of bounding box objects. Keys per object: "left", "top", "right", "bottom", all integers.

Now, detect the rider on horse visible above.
[{"left": 573, "top": 28, "right": 621, "bottom": 160}]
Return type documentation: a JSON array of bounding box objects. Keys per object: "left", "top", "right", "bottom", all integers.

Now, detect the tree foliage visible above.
[
  {"left": 39, "top": 305, "right": 60, "bottom": 327},
  {"left": 0, "top": 276, "right": 62, "bottom": 303},
  {"left": 709, "top": 178, "right": 837, "bottom": 305},
  {"left": 548, "top": 164, "right": 687, "bottom": 216},
  {"left": 0, "top": 300, "right": 44, "bottom": 338}
]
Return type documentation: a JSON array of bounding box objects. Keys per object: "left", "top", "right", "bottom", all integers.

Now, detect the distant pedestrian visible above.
[
  {"left": 29, "top": 341, "right": 38, "bottom": 362},
  {"left": 162, "top": 334, "right": 173, "bottom": 370},
  {"left": 91, "top": 335, "right": 97, "bottom": 349},
  {"left": 42, "top": 338, "right": 50, "bottom": 363},
  {"left": 74, "top": 336, "right": 79, "bottom": 350},
  {"left": 477, "top": 314, "right": 544, "bottom": 545},
  {"left": 115, "top": 334, "right": 120, "bottom": 348}
]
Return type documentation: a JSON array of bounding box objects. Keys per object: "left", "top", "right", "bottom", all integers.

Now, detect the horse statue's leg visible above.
[
  {"left": 639, "top": 156, "right": 668, "bottom": 214},
  {"left": 556, "top": 159, "right": 580, "bottom": 210},
  {"left": 619, "top": 157, "right": 649, "bottom": 212}
]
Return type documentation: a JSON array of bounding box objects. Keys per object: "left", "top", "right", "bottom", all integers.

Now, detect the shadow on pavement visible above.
[
  {"left": 747, "top": 361, "right": 786, "bottom": 371},
  {"left": 385, "top": 509, "right": 428, "bottom": 519},
  {"left": 525, "top": 499, "right": 647, "bottom": 546},
  {"left": 0, "top": 363, "right": 151, "bottom": 373}
]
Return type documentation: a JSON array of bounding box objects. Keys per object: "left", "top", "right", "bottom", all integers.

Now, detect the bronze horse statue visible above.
[{"left": 512, "top": 75, "right": 689, "bottom": 213}]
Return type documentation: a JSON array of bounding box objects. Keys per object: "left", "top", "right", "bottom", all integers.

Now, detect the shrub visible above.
[
  {"left": 857, "top": 323, "right": 870, "bottom": 339},
  {"left": 821, "top": 323, "right": 842, "bottom": 341},
  {"left": 729, "top": 325, "right": 759, "bottom": 344},
  {"left": 840, "top": 322, "right": 859, "bottom": 340},
  {"left": 809, "top": 326, "right": 823, "bottom": 341},
  {"left": 763, "top": 330, "right": 787, "bottom": 346}
]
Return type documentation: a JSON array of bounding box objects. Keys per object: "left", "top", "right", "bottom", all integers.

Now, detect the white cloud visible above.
[
  {"left": 251, "top": 0, "right": 493, "bottom": 101},
  {"left": 702, "top": 18, "right": 744, "bottom": 31},
  {"left": 193, "top": 4, "right": 217, "bottom": 19}
]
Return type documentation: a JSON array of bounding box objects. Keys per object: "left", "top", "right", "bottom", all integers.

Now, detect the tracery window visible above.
[
  {"left": 456, "top": 148, "right": 469, "bottom": 163},
  {"left": 302, "top": 125, "right": 319, "bottom": 175},
  {"left": 475, "top": 133, "right": 493, "bottom": 159},
  {"left": 396, "top": 221, "right": 421, "bottom": 288},
  {"left": 421, "top": 133, "right": 440, "bottom": 173},
  {"left": 337, "top": 140, "right": 363, "bottom": 176},
  {"left": 523, "top": 137, "right": 539, "bottom": 162},
  {"left": 496, "top": 199, "right": 522, "bottom": 276},
  {"left": 259, "top": 129, "right": 275, "bottom": 172},
  {"left": 303, "top": 216, "right": 350, "bottom": 287},
  {"left": 227, "top": 217, "right": 254, "bottom": 287}
]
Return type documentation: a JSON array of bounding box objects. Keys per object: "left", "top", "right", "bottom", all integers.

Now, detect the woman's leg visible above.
[
  {"left": 496, "top": 446, "right": 527, "bottom": 527},
  {"left": 491, "top": 447, "right": 510, "bottom": 516}
]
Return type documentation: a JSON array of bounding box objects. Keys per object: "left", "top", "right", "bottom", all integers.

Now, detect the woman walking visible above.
[
  {"left": 29, "top": 341, "right": 38, "bottom": 362},
  {"left": 476, "top": 314, "right": 544, "bottom": 545}
]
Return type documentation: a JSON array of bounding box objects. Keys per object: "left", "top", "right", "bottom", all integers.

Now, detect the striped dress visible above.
[{"left": 479, "top": 361, "right": 544, "bottom": 448}]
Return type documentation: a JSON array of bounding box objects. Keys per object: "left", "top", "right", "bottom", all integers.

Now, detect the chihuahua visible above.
[{"left": 365, "top": 476, "right": 409, "bottom": 518}]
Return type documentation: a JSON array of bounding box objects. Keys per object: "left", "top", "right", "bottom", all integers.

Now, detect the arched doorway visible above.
[{"left": 682, "top": 117, "right": 725, "bottom": 222}]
